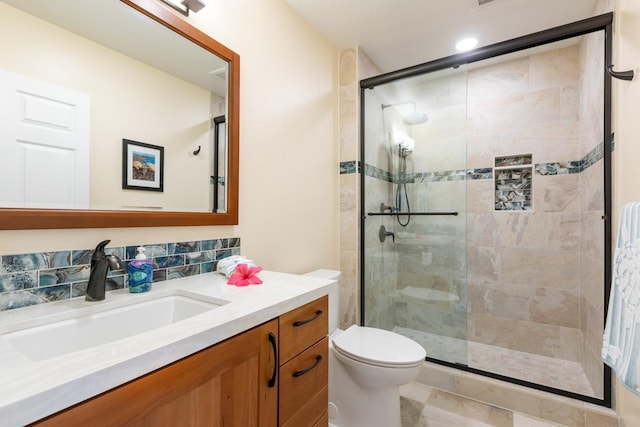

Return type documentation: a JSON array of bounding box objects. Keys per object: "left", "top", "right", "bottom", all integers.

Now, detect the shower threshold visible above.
[{"left": 393, "top": 326, "right": 596, "bottom": 398}]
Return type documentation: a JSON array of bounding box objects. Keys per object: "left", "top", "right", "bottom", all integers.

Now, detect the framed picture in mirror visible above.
[{"left": 122, "top": 139, "right": 164, "bottom": 192}]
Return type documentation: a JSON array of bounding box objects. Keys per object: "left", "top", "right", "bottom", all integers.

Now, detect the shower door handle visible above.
[
  {"left": 379, "top": 225, "right": 395, "bottom": 243},
  {"left": 367, "top": 211, "right": 459, "bottom": 216}
]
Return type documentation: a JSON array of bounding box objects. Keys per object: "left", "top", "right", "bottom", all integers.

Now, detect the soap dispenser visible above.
[{"left": 127, "top": 246, "right": 153, "bottom": 293}]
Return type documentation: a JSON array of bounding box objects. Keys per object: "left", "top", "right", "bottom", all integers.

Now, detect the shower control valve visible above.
[
  {"left": 379, "top": 203, "right": 395, "bottom": 213},
  {"left": 379, "top": 225, "right": 395, "bottom": 243}
]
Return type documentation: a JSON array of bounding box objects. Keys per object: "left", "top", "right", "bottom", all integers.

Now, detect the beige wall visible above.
[
  {"left": 0, "top": 3, "right": 212, "bottom": 212},
  {"left": 0, "top": 0, "right": 340, "bottom": 275},
  {"left": 613, "top": 0, "right": 640, "bottom": 423}
]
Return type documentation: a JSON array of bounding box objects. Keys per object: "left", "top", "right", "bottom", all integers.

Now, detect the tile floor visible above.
[
  {"left": 400, "top": 362, "right": 619, "bottom": 427},
  {"left": 401, "top": 382, "right": 569, "bottom": 427}
]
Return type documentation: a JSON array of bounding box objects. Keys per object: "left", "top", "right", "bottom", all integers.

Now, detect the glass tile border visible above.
[
  {"left": 0, "top": 237, "right": 241, "bottom": 312},
  {"left": 348, "top": 142, "right": 604, "bottom": 182}
]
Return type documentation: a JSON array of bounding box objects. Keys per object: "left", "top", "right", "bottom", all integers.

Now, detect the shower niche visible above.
[{"left": 494, "top": 154, "right": 533, "bottom": 211}]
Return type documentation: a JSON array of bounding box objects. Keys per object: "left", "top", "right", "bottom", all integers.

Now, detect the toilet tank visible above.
[{"left": 304, "top": 269, "right": 340, "bottom": 333}]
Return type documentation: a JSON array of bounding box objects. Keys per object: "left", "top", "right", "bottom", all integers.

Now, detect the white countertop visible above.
[{"left": 0, "top": 270, "right": 331, "bottom": 427}]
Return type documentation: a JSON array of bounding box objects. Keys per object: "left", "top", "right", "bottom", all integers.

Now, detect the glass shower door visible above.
[{"left": 362, "top": 66, "right": 469, "bottom": 366}]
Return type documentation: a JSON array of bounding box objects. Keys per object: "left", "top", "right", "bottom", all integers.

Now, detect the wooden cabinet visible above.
[
  {"left": 31, "top": 319, "right": 279, "bottom": 427},
  {"left": 29, "top": 296, "right": 329, "bottom": 427},
  {"left": 278, "top": 296, "right": 329, "bottom": 427}
]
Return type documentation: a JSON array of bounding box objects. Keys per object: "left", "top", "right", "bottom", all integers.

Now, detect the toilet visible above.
[{"left": 305, "top": 270, "right": 426, "bottom": 427}]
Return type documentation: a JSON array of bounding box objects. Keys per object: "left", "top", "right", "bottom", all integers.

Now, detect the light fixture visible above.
[
  {"left": 158, "top": 0, "right": 205, "bottom": 16},
  {"left": 456, "top": 37, "right": 478, "bottom": 52},
  {"left": 182, "top": 0, "right": 206, "bottom": 13}
]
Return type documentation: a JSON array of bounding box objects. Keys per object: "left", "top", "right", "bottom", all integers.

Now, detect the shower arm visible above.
[
  {"left": 381, "top": 100, "right": 416, "bottom": 111},
  {"left": 381, "top": 100, "right": 428, "bottom": 126}
]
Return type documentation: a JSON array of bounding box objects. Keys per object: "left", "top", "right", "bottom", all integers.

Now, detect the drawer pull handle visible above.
[
  {"left": 293, "top": 310, "right": 323, "bottom": 327},
  {"left": 268, "top": 332, "right": 278, "bottom": 388},
  {"left": 292, "top": 355, "right": 323, "bottom": 378}
]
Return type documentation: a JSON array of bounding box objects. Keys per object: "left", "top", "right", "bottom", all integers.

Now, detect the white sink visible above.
[{"left": 4, "top": 293, "right": 228, "bottom": 361}]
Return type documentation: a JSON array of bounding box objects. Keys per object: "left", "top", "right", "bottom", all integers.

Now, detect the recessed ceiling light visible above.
[{"left": 456, "top": 37, "right": 478, "bottom": 52}]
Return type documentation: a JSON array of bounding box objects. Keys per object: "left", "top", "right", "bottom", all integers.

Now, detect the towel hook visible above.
[
  {"left": 193, "top": 145, "right": 201, "bottom": 156},
  {"left": 607, "top": 65, "right": 634, "bottom": 81}
]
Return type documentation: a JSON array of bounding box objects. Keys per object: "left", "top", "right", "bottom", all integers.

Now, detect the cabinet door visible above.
[
  {"left": 279, "top": 337, "right": 328, "bottom": 427},
  {"left": 30, "top": 319, "right": 279, "bottom": 427}
]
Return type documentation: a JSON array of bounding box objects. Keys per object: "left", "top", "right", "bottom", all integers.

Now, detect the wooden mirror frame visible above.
[{"left": 0, "top": 0, "right": 239, "bottom": 230}]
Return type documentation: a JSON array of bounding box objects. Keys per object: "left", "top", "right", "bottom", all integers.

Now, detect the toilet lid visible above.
[{"left": 332, "top": 325, "right": 426, "bottom": 368}]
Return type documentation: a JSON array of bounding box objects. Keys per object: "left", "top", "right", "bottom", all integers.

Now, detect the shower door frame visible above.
[{"left": 359, "top": 12, "right": 613, "bottom": 407}]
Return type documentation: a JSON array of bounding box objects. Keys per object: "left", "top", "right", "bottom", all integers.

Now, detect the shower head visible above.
[{"left": 381, "top": 101, "right": 428, "bottom": 125}]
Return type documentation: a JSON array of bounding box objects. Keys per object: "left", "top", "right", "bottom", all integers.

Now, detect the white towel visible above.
[
  {"left": 216, "top": 255, "right": 258, "bottom": 278},
  {"left": 603, "top": 202, "right": 640, "bottom": 395}
]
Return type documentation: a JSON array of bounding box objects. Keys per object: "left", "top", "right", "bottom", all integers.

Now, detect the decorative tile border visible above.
[
  {"left": 349, "top": 142, "right": 604, "bottom": 182},
  {"left": 360, "top": 165, "right": 492, "bottom": 183},
  {"left": 466, "top": 168, "right": 493, "bottom": 180},
  {"left": 0, "top": 238, "right": 241, "bottom": 312},
  {"left": 536, "top": 143, "right": 604, "bottom": 176},
  {"left": 340, "top": 160, "right": 360, "bottom": 175},
  {"left": 364, "top": 163, "right": 393, "bottom": 182},
  {"left": 416, "top": 169, "right": 470, "bottom": 183},
  {"left": 210, "top": 176, "right": 226, "bottom": 186},
  {"left": 535, "top": 161, "right": 582, "bottom": 175}
]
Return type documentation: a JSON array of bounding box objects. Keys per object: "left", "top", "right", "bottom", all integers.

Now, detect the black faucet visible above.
[{"left": 86, "top": 239, "right": 123, "bottom": 301}]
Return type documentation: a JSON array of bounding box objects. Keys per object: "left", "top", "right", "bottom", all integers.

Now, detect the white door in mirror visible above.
[{"left": 0, "top": 68, "right": 89, "bottom": 209}]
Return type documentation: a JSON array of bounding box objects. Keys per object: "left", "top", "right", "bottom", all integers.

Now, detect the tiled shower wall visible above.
[
  {"left": 339, "top": 47, "right": 382, "bottom": 329},
  {"left": 464, "top": 44, "right": 586, "bottom": 365},
  {"left": 0, "top": 238, "right": 240, "bottom": 311},
  {"left": 338, "top": 47, "right": 360, "bottom": 329},
  {"left": 346, "top": 35, "right": 606, "bottom": 397},
  {"left": 464, "top": 39, "right": 605, "bottom": 398}
]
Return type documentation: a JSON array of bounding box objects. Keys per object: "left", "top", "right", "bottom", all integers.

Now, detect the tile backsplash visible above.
[{"left": 0, "top": 237, "right": 240, "bottom": 311}]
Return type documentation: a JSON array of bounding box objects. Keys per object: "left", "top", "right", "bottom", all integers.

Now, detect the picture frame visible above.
[{"left": 122, "top": 139, "right": 164, "bottom": 192}]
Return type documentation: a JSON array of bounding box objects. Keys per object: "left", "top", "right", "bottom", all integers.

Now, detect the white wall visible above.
[
  {"left": 613, "top": 0, "right": 640, "bottom": 423},
  {"left": 0, "top": 0, "right": 340, "bottom": 275}
]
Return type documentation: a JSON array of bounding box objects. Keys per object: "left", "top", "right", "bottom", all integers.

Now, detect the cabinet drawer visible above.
[
  {"left": 279, "top": 296, "right": 328, "bottom": 362},
  {"left": 279, "top": 337, "right": 328, "bottom": 427}
]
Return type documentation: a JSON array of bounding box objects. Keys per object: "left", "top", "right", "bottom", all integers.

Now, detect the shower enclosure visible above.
[{"left": 360, "top": 14, "right": 612, "bottom": 405}]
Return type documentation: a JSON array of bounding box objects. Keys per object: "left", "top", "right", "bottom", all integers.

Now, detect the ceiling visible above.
[{"left": 285, "top": 0, "right": 599, "bottom": 73}]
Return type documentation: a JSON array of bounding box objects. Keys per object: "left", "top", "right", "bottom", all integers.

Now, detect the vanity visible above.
[{"left": 0, "top": 271, "right": 330, "bottom": 426}]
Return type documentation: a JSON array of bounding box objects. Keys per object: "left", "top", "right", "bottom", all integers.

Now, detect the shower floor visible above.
[{"left": 393, "top": 326, "right": 596, "bottom": 397}]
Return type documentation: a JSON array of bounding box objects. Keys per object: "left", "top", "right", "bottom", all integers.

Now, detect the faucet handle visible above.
[
  {"left": 106, "top": 255, "right": 123, "bottom": 271},
  {"left": 379, "top": 225, "right": 395, "bottom": 243}
]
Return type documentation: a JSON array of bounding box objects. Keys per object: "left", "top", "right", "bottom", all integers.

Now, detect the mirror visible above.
[{"left": 0, "top": 0, "right": 239, "bottom": 229}]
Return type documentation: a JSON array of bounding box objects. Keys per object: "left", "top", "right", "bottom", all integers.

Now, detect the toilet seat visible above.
[{"left": 332, "top": 325, "right": 426, "bottom": 368}]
